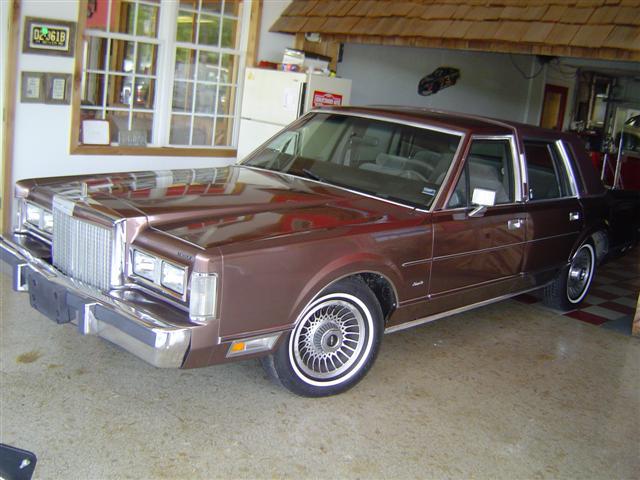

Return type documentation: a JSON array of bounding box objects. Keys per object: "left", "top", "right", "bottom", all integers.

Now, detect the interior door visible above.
[{"left": 429, "top": 137, "right": 525, "bottom": 312}]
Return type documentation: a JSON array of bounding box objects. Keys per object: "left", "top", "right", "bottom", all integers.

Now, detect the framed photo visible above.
[
  {"left": 44, "top": 73, "right": 72, "bottom": 105},
  {"left": 20, "top": 71, "right": 45, "bottom": 103},
  {"left": 23, "top": 17, "right": 76, "bottom": 57}
]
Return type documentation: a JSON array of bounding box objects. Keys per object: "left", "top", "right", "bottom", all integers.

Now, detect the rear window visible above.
[{"left": 524, "top": 141, "right": 573, "bottom": 200}]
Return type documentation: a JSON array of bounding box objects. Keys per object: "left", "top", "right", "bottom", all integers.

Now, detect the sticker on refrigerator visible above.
[{"left": 312, "top": 91, "right": 343, "bottom": 107}]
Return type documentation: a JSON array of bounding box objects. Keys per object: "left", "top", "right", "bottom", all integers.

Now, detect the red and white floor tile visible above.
[{"left": 515, "top": 246, "right": 639, "bottom": 334}]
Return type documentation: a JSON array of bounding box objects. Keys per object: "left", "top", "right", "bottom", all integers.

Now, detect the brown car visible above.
[{"left": 1, "top": 107, "right": 609, "bottom": 396}]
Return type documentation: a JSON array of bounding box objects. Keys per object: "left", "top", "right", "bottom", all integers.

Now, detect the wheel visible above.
[
  {"left": 543, "top": 242, "right": 596, "bottom": 310},
  {"left": 261, "top": 277, "right": 383, "bottom": 397}
]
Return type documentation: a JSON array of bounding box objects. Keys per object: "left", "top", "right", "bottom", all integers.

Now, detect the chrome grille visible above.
[{"left": 52, "top": 208, "right": 114, "bottom": 291}]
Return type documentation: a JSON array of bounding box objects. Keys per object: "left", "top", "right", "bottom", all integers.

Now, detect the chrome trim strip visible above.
[
  {"left": 401, "top": 258, "right": 430, "bottom": 267},
  {"left": 556, "top": 140, "right": 580, "bottom": 198},
  {"left": 308, "top": 109, "right": 467, "bottom": 138},
  {"left": 432, "top": 241, "right": 526, "bottom": 261},
  {"left": 438, "top": 134, "right": 522, "bottom": 208},
  {"left": 384, "top": 284, "right": 544, "bottom": 334}
]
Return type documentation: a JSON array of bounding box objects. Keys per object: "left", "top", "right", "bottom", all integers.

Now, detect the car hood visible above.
[{"left": 28, "top": 166, "right": 403, "bottom": 249}]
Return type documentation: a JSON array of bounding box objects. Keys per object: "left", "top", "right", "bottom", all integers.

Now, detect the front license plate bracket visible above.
[{"left": 26, "top": 269, "right": 74, "bottom": 324}]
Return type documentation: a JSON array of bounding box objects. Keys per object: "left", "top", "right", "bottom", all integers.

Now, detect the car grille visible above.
[{"left": 52, "top": 207, "right": 114, "bottom": 291}]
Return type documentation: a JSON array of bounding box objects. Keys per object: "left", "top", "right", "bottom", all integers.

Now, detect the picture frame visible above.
[
  {"left": 22, "top": 17, "right": 76, "bottom": 57},
  {"left": 44, "top": 72, "right": 72, "bottom": 105},
  {"left": 20, "top": 71, "right": 45, "bottom": 103}
]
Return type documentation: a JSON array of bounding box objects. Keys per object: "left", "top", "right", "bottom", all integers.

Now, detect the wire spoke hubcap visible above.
[
  {"left": 293, "top": 298, "right": 366, "bottom": 380},
  {"left": 567, "top": 246, "right": 593, "bottom": 302}
]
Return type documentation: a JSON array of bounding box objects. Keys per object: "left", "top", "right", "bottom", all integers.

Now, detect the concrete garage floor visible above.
[{"left": 1, "top": 263, "right": 639, "bottom": 479}]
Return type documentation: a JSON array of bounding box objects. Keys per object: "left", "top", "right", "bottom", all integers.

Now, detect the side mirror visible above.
[{"left": 469, "top": 188, "right": 496, "bottom": 217}]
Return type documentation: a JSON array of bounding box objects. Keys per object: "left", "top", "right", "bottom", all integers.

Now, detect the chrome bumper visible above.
[{"left": 0, "top": 235, "right": 191, "bottom": 368}]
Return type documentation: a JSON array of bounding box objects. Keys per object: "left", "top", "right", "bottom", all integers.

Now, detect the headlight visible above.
[
  {"left": 26, "top": 203, "right": 42, "bottom": 226},
  {"left": 132, "top": 250, "right": 157, "bottom": 281},
  {"left": 161, "top": 262, "right": 186, "bottom": 294},
  {"left": 189, "top": 272, "right": 218, "bottom": 322},
  {"left": 43, "top": 211, "right": 54, "bottom": 233}
]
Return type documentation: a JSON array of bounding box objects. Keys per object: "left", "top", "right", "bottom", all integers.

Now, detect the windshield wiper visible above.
[{"left": 292, "top": 168, "right": 327, "bottom": 183}]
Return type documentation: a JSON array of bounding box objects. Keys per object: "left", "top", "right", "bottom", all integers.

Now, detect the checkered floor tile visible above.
[{"left": 514, "top": 247, "right": 639, "bottom": 335}]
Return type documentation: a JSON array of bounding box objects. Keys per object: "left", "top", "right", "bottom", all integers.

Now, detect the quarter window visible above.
[{"left": 524, "top": 141, "right": 572, "bottom": 200}]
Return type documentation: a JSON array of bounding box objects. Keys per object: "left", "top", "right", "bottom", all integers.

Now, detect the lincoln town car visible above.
[{"left": 1, "top": 107, "right": 611, "bottom": 396}]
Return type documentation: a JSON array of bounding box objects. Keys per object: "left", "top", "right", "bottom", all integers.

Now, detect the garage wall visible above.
[
  {"left": 337, "top": 43, "right": 545, "bottom": 125},
  {"left": 11, "top": 0, "right": 235, "bottom": 186},
  {"left": 256, "top": 0, "right": 293, "bottom": 64}
]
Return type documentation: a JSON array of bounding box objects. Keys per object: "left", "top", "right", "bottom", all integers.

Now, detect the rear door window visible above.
[{"left": 524, "top": 141, "right": 573, "bottom": 200}]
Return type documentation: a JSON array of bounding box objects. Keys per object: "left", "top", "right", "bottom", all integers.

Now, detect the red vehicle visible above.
[{"left": 1, "top": 107, "right": 614, "bottom": 396}]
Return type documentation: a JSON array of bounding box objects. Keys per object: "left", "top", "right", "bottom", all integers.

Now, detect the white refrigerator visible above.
[{"left": 237, "top": 68, "right": 352, "bottom": 159}]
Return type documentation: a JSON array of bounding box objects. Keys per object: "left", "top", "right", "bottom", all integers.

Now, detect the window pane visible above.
[
  {"left": 172, "top": 81, "right": 193, "bottom": 112},
  {"left": 170, "top": 115, "right": 192, "bottom": 145},
  {"left": 109, "top": 40, "right": 135, "bottom": 73},
  {"left": 198, "top": 51, "right": 220, "bottom": 81},
  {"left": 82, "top": 73, "right": 105, "bottom": 106},
  {"left": 108, "top": 75, "right": 134, "bottom": 107},
  {"left": 136, "top": 43, "right": 157, "bottom": 75},
  {"left": 202, "top": 0, "right": 223, "bottom": 15},
  {"left": 467, "top": 140, "right": 514, "bottom": 204},
  {"left": 215, "top": 117, "right": 233, "bottom": 146},
  {"left": 179, "top": 0, "right": 199, "bottom": 9},
  {"left": 175, "top": 48, "right": 196, "bottom": 80},
  {"left": 198, "top": 14, "right": 220, "bottom": 46},
  {"left": 193, "top": 117, "right": 214, "bottom": 145},
  {"left": 131, "top": 112, "right": 153, "bottom": 143},
  {"left": 220, "top": 54, "right": 238, "bottom": 84},
  {"left": 195, "top": 84, "right": 217, "bottom": 114},
  {"left": 106, "top": 110, "right": 130, "bottom": 143},
  {"left": 221, "top": 17, "right": 238, "bottom": 49},
  {"left": 86, "top": 0, "right": 108, "bottom": 31},
  {"left": 525, "top": 143, "right": 562, "bottom": 200},
  {"left": 176, "top": 11, "right": 196, "bottom": 42},
  {"left": 224, "top": 0, "right": 240, "bottom": 17},
  {"left": 136, "top": 3, "right": 159, "bottom": 37},
  {"left": 133, "top": 78, "right": 155, "bottom": 109},
  {"left": 112, "top": 1, "right": 136, "bottom": 35},
  {"left": 217, "top": 85, "right": 235, "bottom": 115},
  {"left": 85, "top": 37, "right": 108, "bottom": 71}
]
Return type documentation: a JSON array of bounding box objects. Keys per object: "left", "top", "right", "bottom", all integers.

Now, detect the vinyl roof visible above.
[{"left": 271, "top": 0, "right": 640, "bottom": 62}]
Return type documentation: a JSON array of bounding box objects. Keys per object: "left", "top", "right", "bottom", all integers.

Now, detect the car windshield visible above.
[{"left": 241, "top": 113, "right": 462, "bottom": 209}]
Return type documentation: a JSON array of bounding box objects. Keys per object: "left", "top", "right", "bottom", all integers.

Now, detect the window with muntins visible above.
[{"left": 78, "top": 0, "right": 248, "bottom": 150}]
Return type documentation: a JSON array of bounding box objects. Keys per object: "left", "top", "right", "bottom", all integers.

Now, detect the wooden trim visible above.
[
  {"left": 245, "top": 0, "right": 262, "bottom": 68},
  {"left": 70, "top": 145, "right": 237, "bottom": 157},
  {"left": 2, "top": 0, "right": 20, "bottom": 236},
  {"left": 68, "top": 0, "right": 86, "bottom": 156}
]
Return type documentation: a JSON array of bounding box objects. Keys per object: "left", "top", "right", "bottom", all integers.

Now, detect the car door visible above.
[
  {"left": 428, "top": 136, "right": 526, "bottom": 313},
  {"left": 520, "top": 139, "right": 583, "bottom": 284}
]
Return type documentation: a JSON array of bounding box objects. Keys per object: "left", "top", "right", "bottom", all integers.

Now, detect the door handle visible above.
[
  {"left": 569, "top": 211, "right": 580, "bottom": 221},
  {"left": 507, "top": 219, "right": 523, "bottom": 230}
]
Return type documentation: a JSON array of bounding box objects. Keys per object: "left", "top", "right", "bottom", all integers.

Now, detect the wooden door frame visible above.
[
  {"left": 2, "top": 0, "right": 20, "bottom": 236},
  {"left": 540, "top": 83, "right": 569, "bottom": 131}
]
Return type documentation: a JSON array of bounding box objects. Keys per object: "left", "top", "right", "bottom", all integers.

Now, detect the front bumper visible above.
[{"left": 1, "top": 235, "right": 192, "bottom": 368}]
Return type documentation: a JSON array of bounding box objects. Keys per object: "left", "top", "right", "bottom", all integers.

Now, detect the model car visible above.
[
  {"left": 418, "top": 67, "right": 460, "bottom": 96},
  {"left": 1, "top": 107, "right": 610, "bottom": 397}
]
